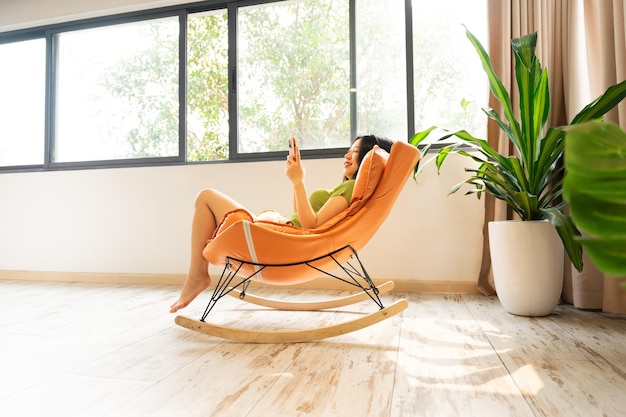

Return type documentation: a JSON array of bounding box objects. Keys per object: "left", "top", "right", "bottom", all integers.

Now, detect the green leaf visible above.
[
  {"left": 577, "top": 237, "right": 626, "bottom": 276},
  {"left": 413, "top": 151, "right": 437, "bottom": 181},
  {"left": 565, "top": 172, "right": 626, "bottom": 202},
  {"left": 452, "top": 130, "right": 514, "bottom": 169},
  {"left": 541, "top": 208, "right": 583, "bottom": 271},
  {"left": 455, "top": 150, "right": 487, "bottom": 164},
  {"left": 538, "top": 173, "right": 564, "bottom": 208},
  {"left": 512, "top": 33, "right": 539, "bottom": 169},
  {"left": 506, "top": 156, "right": 529, "bottom": 192},
  {"left": 564, "top": 121, "right": 626, "bottom": 176},
  {"left": 464, "top": 26, "right": 522, "bottom": 144},
  {"left": 481, "top": 107, "right": 518, "bottom": 151},
  {"left": 534, "top": 69, "right": 551, "bottom": 140},
  {"left": 534, "top": 128, "right": 564, "bottom": 183},
  {"left": 468, "top": 165, "right": 513, "bottom": 194},
  {"left": 410, "top": 126, "right": 438, "bottom": 147},
  {"left": 532, "top": 69, "right": 550, "bottom": 159},
  {"left": 563, "top": 120, "right": 626, "bottom": 274},
  {"left": 566, "top": 188, "right": 626, "bottom": 237},
  {"left": 410, "top": 127, "right": 440, "bottom": 179},
  {"left": 435, "top": 147, "right": 453, "bottom": 174},
  {"left": 570, "top": 80, "right": 626, "bottom": 124},
  {"left": 564, "top": 122, "right": 626, "bottom": 235}
]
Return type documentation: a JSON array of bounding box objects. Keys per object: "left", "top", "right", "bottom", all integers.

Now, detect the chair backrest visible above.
[
  {"left": 203, "top": 141, "right": 421, "bottom": 285},
  {"left": 321, "top": 140, "right": 421, "bottom": 250}
]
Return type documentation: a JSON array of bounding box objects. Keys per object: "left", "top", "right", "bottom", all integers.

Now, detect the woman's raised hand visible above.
[{"left": 285, "top": 139, "right": 304, "bottom": 185}]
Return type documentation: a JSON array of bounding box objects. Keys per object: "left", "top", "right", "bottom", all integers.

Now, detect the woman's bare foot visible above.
[{"left": 170, "top": 275, "right": 211, "bottom": 313}]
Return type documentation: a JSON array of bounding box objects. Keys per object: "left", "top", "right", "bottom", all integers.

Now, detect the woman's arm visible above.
[
  {"left": 285, "top": 146, "right": 349, "bottom": 229},
  {"left": 291, "top": 180, "right": 316, "bottom": 228},
  {"left": 291, "top": 183, "right": 348, "bottom": 229},
  {"left": 307, "top": 195, "right": 349, "bottom": 227},
  {"left": 285, "top": 146, "right": 316, "bottom": 227}
]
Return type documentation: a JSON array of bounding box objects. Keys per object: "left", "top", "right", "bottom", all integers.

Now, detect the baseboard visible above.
[
  {"left": 0, "top": 270, "right": 184, "bottom": 286},
  {"left": 0, "top": 270, "right": 481, "bottom": 293}
]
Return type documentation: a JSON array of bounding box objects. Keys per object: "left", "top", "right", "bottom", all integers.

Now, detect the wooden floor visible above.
[{"left": 0, "top": 280, "right": 624, "bottom": 417}]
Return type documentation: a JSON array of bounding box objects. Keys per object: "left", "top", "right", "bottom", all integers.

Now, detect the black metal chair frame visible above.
[{"left": 199, "top": 245, "right": 384, "bottom": 322}]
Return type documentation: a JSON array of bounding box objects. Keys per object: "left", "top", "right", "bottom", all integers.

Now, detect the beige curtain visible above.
[
  {"left": 563, "top": 0, "right": 626, "bottom": 314},
  {"left": 482, "top": 0, "right": 626, "bottom": 313}
]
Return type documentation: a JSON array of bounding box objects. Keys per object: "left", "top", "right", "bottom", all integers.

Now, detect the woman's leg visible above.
[{"left": 170, "top": 189, "right": 247, "bottom": 313}]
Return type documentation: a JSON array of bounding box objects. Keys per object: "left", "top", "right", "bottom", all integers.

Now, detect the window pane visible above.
[
  {"left": 54, "top": 18, "right": 179, "bottom": 163},
  {"left": 237, "top": 0, "right": 350, "bottom": 153},
  {"left": 356, "top": 0, "right": 407, "bottom": 142},
  {"left": 413, "top": 0, "right": 489, "bottom": 142},
  {"left": 0, "top": 39, "right": 45, "bottom": 166},
  {"left": 187, "top": 9, "right": 229, "bottom": 162}
]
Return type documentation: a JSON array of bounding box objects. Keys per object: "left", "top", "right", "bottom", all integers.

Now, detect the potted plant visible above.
[{"left": 411, "top": 28, "right": 626, "bottom": 316}]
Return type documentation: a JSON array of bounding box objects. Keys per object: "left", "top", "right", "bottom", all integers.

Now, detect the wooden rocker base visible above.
[
  {"left": 176, "top": 246, "right": 406, "bottom": 343},
  {"left": 227, "top": 280, "right": 395, "bottom": 311},
  {"left": 175, "top": 299, "right": 408, "bottom": 343}
]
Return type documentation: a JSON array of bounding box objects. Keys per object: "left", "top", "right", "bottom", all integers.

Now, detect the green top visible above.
[{"left": 288, "top": 179, "right": 356, "bottom": 227}]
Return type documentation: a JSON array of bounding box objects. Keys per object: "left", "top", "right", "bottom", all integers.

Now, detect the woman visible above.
[{"left": 170, "top": 134, "right": 393, "bottom": 313}]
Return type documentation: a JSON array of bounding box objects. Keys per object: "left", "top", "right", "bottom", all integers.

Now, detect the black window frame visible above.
[{"left": 0, "top": 0, "right": 417, "bottom": 173}]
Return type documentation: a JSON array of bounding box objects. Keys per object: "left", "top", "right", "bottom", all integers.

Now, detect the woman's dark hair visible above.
[
  {"left": 355, "top": 134, "right": 394, "bottom": 162},
  {"left": 350, "top": 134, "right": 394, "bottom": 179}
]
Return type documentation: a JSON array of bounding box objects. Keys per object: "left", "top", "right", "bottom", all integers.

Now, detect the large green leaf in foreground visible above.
[{"left": 563, "top": 121, "right": 626, "bottom": 276}]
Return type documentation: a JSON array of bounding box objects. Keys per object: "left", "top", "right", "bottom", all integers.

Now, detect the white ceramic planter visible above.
[{"left": 489, "top": 220, "right": 564, "bottom": 316}]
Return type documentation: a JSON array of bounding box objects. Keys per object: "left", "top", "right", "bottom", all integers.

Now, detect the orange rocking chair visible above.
[{"left": 176, "top": 141, "right": 421, "bottom": 343}]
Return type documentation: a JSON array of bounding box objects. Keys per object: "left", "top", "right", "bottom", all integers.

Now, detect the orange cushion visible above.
[
  {"left": 314, "top": 145, "right": 389, "bottom": 230},
  {"left": 350, "top": 145, "right": 389, "bottom": 205}
]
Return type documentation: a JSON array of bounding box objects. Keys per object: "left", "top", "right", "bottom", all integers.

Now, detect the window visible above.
[
  {"left": 356, "top": 0, "right": 407, "bottom": 141},
  {"left": 237, "top": 0, "right": 350, "bottom": 154},
  {"left": 187, "top": 9, "right": 229, "bottom": 161},
  {"left": 53, "top": 17, "right": 180, "bottom": 163},
  {"left": 412, "top": 0, "right": 489, "bottom": 141},
  {"left": 0, "top": 0, "right": 488, "bottom": 171},
  {"left": 0, "top": 38, "right": 46, "bottom": 167}
]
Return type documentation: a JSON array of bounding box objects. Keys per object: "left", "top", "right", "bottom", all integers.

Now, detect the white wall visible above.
[
  {"left": 0, "top": 0, "right": 486, "bottom": 284},
  {"left": 0, "top": 155, "right": 484, "bottom": 282}
]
